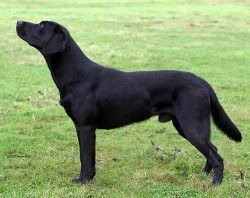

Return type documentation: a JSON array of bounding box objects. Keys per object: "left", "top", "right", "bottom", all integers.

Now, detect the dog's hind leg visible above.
[
  {"left": 176, "top": 116, "right": 223, "bottom": 186},
  {"left": 206, "top": 140, "right": 224, "bottom": 186},
  {"left": 172, "top": 116, "right": 214, "bottom": 175},
  {"left": 174, "top": 95, "right": 224, "bottom": 186},
  {"left": 204, "top": 144, "right": 218, "bottom": 175},
  {"left": 172, "top": 116, "right": 186, "bottom": 138}
]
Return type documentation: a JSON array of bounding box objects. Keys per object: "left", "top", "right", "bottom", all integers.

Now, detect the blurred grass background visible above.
[{"left": 0, "top": 0, "right": 249, "bottom": 197}]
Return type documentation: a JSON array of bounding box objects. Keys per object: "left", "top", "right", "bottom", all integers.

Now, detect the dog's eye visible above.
[{"left": 40, "top": 23, "right": 44, "bottom": 28}]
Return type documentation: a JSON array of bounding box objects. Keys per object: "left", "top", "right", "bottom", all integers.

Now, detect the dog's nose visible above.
[{"left": 16, "top": 21, "right": 24, "bottom": 27}]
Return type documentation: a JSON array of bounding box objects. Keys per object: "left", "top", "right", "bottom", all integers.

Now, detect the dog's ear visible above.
[{"left": 42, "top": 27, "right": 67, "bottom": 56}]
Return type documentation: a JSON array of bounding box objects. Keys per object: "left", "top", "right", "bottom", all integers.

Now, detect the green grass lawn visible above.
[{"left": 0, "top": 0, "right": 249, "bottom": 197}]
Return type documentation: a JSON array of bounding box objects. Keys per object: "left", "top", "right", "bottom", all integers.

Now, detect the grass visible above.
[{"left": 0, "top": 0, "right": 249, "bottom": 197}]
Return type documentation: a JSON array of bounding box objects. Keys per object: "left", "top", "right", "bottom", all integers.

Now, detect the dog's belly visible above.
[{"left": 96, "top": 108, "right": 152, "bottom": 129}]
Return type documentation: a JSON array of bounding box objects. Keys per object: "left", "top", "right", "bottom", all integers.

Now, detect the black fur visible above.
[{"left": 16, "top": 21, "right": 242, "bottom": 186}]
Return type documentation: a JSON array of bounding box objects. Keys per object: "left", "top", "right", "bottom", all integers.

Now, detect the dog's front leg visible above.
[{"left": 72, "top": 125, "right": 96, "bottom": 184}]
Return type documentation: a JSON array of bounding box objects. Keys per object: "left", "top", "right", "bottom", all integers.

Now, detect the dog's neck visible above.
[{"left": 44, "top": 39, "right": 100, "bottom": 92}]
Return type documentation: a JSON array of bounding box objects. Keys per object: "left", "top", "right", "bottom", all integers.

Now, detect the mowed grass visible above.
[{"left": 0, "top": 0, "right": 249, "bottom": 197}]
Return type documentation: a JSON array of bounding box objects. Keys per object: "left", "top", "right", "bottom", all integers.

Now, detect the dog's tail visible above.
[{"left": 209, "top": 88, "right": 242, "bottom": 142}]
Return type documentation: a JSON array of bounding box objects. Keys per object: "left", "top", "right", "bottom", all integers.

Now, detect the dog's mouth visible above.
[{"left": 16, "top": 27, "right": 26, "bottom": 39}]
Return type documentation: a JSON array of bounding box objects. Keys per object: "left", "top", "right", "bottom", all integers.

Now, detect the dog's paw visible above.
[
  {"left": 208, "top": 181, "right": 221, "bottom": 188},
  {"left": 72, "top": 177, "right": 92, "bottom": 184}
]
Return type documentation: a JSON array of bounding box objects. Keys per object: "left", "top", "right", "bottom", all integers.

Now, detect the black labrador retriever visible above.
[{"left": 16, "top": 21, "right": 242, "bottom": 186}]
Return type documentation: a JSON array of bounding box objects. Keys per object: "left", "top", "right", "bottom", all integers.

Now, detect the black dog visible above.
[{"left": 16, "top": 21, "right": 242, "bottom": 186}]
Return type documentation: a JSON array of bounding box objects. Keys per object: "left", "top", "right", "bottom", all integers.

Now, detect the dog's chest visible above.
[{"left": 59, "top": 94, "right": 75, "bottom": 118}]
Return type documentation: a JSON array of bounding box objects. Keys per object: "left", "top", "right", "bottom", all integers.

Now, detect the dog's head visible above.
[{"left": 16, "top": 21, "right": 69, "bottom": 56}]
